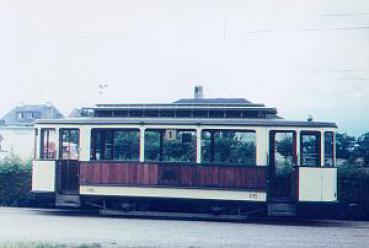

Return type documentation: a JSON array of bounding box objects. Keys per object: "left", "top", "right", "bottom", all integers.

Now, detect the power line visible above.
[
  {"left": 303, "top": 69, "right": 369, "bottom": 73},
  {"left": 239, "top": 26, "right": 369, "bottom": 35},
  {"left": 297, "top": 78, "right": 369, "bottom": 81},
  {"left": 316, "top": 13, "right": 369, "bottom": 17}
]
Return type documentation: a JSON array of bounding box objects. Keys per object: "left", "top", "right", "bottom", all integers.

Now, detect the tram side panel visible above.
[
  {"left": 298, "top": 167, "right": 337, "bottom": 202},
  {"left": 32, "top": 160, "right": 56, "bottom": 192},
  {"left": 32, "top": 127, "right": 56, "bottom": 194}
]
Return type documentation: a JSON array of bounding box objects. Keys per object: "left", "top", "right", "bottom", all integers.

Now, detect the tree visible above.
[
  {"left": 355, "top": 132, "right": 369, "bottom": 165},
  {"left": 336, "top": 133, "right": 356, "bottom": 161}
]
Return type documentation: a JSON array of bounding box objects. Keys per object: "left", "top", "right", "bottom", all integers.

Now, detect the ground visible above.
[{"left": 0, "top": 207, "right": 369, "bottom": 248}]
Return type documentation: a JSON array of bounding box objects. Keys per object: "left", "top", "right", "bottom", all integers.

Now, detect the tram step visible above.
[
  {"left": 55, "top": 194, "right": 81, "bottom": 208},
  {"left": 267, "top": 203, "right": 296, "bottom": 217},
  {"left": 100, "top": 209, "right": 250, "bottom": 221}
]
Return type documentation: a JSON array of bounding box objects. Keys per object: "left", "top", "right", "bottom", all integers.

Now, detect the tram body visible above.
[{"left": 31, "top": 97, "right": 337, "bottom": 216}]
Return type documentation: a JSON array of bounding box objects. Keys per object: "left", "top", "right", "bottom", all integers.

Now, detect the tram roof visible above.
[
  {"left": 35, "top": 117, "right": 337, "bottom": 128},
  {"left": 95, "top": 98, "right": 256, "bottom": 107},
  {"left": 82, "top": 97, "right": 280, "bottom": 119}
]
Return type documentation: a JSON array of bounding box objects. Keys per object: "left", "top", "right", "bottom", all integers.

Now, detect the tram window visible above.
[
  {"left": 160, "top": 110, "right": 175, "bottom": 117},
  {"left": 40, "top": 128, "right": 57, "bottom": 160},
  {"left": 60, "top": 129, "right": 80, "bottom": 160},
  {"left": 324, "top": 132, "right": 335, "bottom": 167},
  {"left": 209, "top": 111, "right": 224, "bottom": 118},
  {"left": 201, "top": 130, "right": 256, "bottom": 165},
  {"left": 144, "top": 129, "right": 196, "bottom": 162},
  {"left": 113, "top": 130, "right": 139, "bottom": 160},
  {"left": 144, "top": 110, "right": 159, "bottom": 117},
  {"left": 33, "top": 128, "right": 38, "bottom": 159},
  {"left": 242, "top": 111, "right": 259, "bottom": 118},
  {"left": 112, "top": 110, "right": 128, "bottom": 117},
  {"left": 129, "top": 110, "right": 143, "bottom": 117},
  {"left": 91, "top": 130, "right": 103, "bottom": 160},
  {"left": 176, "top": 110, "right": 191, "bottom": 118},
  {"left": 95, "top": 110, "right": 113, "bottom": 117},
  {"left": 225, "top": 111, "right": 242, "bottom": 118},
  {"left": 193, "top": 110, "right": 208, "bottom": 118},
  {"left": 90, "top": 129, "right": 140, "bottom": 161},
  {"left": 300, "top": 132, "right": 321, "bottom": 167},
  {"left": 144, "top": 130, "right": 161, "bottom": 161}
]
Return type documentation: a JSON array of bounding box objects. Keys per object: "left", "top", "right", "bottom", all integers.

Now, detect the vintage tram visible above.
[{"left": 32, "top": 89, "right": 337, "bottom": 217}]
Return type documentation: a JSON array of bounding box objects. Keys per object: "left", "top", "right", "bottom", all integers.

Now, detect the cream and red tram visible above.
[{"left": 32, "top": 95, "right": 337, "bottom": 216}]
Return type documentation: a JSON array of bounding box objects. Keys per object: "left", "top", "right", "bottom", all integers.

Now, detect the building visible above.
[{"left": 0, "top": 103, "right": 63, "bottom": 160}]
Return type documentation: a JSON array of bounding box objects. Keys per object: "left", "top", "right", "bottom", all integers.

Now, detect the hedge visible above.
[
  {"left": 338, "top": 164, "right": 369, "bottom": 204},
  {"left": 0, "top": 156, "right": 33, "bottom": 206}
]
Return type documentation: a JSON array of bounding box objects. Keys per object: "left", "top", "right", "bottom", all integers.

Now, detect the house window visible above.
[
  {"left": 16, "top": 112, "right": 24, "bottom": 119},
  {"left": 201, "top": 130, "right": 256, "bottom": 165},
  {"left": 40, "top": 129, "right": 57, "bottom": 160},
  {"left": 90, "top": 129, "right": 140, "bottom": 161},
  {"left": 144, "top": 129, "right": 196, "bottom": 162},
  {"left": 60, "top": 129, "right": 80, "bottom": 160},
  {"left": 300, "top": 132, "right": 321, "bottom": 167},
  {"left": 32, "top": 112, "right": 41, "bottom": 119},
  {"left": 324, "top": 132, "right": 335, "bottom": 167}
]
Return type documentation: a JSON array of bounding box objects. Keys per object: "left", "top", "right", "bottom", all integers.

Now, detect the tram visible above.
[{"left": 31, "top": 87, "right": 337, "bottom": 216}]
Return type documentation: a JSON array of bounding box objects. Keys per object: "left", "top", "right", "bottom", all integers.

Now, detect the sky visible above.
[{"left": 0, "top": 0, "right": 368, "bottom": 136}]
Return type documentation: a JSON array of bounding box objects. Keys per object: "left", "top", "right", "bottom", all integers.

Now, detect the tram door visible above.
[
  {"left": 269, "top": 131, "right": 297, "bottom": 201},
  {"left": 57, "top": 129, "right": 80, "bottom": 194}
]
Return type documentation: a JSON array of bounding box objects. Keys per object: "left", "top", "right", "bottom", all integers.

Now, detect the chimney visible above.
[{"left": 194, "top": 85, "right": 204, "bottom": 99}]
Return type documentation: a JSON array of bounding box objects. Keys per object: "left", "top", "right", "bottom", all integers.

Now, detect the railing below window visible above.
[{"left": 79, "top": 161, "right": 267, "bottom": 190}]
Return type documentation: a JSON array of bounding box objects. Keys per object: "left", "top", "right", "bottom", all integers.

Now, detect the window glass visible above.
[
  {"left": 113, "top": 130, "right": 139, "bottom": 161},
  {"left": 91, "top": 130, "right": 103, "bottom": 160},
  {"left": 273, "top": 132, "right": 295, "bottom": 170},
  {"left": 202, "top": 130, "right": 256, "bottom": 165},
  {"left": 270, "top": 131, "right": 296, "bottom": 198},
  {"left": 144, "top": 129, "right": 196, "bottom": 162},
  {"left": 40, "top": 129, "right": 57, "bottom": 160},
  {"left": 33, "top": 129, "right": 38, "bottom": 159},
  {"left": 144, "top": 130, "right": 161, "bottom": 161},
  {"left": 90, "top": 129, "right": 139, "bottom": 161},
  {"left": 324, "top": 132, "right": 335, "bottom": 167},
  {"left": 300, "top": 132, "right": 321, "bottom": 166},
  {"left": 61, "top": 129, "right": 80, "bottom": 160},
  {"left": 32, "top": 112, "right": 41, "bottom": 119}
]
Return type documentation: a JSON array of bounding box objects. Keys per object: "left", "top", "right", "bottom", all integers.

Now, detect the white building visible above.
[{"left": 0, "top": 103, "right": 63, "bottom": 161}]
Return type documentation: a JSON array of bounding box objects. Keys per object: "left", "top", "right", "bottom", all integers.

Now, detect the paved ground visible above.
[{"left": 0, "top": 207, "right": 369, "bottom": 247}]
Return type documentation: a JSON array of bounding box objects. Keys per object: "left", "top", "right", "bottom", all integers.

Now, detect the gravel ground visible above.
[{"left": 0, "top": 207, "right": 369, "bottom": 248}]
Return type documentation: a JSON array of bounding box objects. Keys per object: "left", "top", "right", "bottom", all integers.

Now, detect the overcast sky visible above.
[{"left": 0, "top": 0, "right": 368, "bottom": 136}]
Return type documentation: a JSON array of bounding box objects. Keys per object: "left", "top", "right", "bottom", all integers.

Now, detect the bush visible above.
[
  {"left": 0, "top": 156, "right": 33, "bottom": 206},
  {"left": 337, "top": 163, "right": 369, "bottom": 220},
  {"left": 338, "top": 163, "right": 369, "bottom": 204}
]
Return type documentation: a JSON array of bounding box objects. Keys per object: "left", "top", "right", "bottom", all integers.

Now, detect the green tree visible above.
[
  {"left": 355, "top": 132, "right": 369, "bottom": 165},
  {"left": 336, "top": 133, "right": 356, "bottom": 161}
]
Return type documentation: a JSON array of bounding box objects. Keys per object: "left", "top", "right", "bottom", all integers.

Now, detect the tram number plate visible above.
[{"left": 248, "top": 193, "right": 258, "bottom": 200}]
